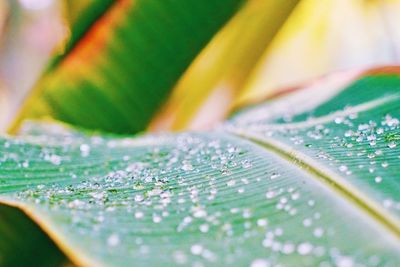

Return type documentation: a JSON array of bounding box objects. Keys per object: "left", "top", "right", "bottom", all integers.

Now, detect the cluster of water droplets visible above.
[
  {"left": 230, "top": 99, "right": 400, "bottom": 219},
  {"left": 0, "top": 121, "right": 398, "bottom": 266}
]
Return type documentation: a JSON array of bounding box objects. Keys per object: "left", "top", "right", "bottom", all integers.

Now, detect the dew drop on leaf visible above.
[
  {"left": 107, "top": 233, "right": 120, "bottom": 247},
  {"left": 297, "top": 242, "right": 313, "bottom": 255},
  {"left": 387, "top": 142, "right": 397, "bottom": 149},
  {"left": 190, "top": 244, "right": 203, "bottom": 255},
  {"left": 250, "top": 259, "right": 270, "bottom": 267}
]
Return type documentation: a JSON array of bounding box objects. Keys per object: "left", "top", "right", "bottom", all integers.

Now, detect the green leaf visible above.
[
  {"left": 148, "top": 0, "right": 299, "bottom": 131},
  {"left": 2, "top": 70, "right": 400, "bottom": 266},
  {"left": 58, "top": 0, "right": 115, "bottom": 70},
  {"left": 228, "top": 71, "right": 400, "bottom": 226},
  {"left": 0, "top": 205, "right": 67, "bottom": 267},
  {"left": 11, "top": 0, "right": 244, "bottom": 134}
]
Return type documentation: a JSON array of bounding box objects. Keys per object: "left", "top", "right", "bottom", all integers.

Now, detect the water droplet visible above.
[
  {"left": 336, "top": 256, "right": 355, "bottom": 267},
  {"left": 89, "top": 191, "right": 106, "bottom": 200},
  {"left": 226, "top": 179, "right": 236, "bottom": 187},
  {"left": 270, "top": 173, "right": 280, "bottom": 180},
  {"left": 302, "top": 218, "right": 312, "bottom": 227},
  {"left": 265, "top": 191, "right": 276, "bottom": 199},
  {"left": 297, "top": 242, "right": 313, "bottom": 255},
  {"left": 313, "top": 227, "right": 324, "bottom": 238},
  {"left": 241, "top": 160, "right": 252, "bottom": 169},
  {"left": 339, "top": 165, "right": 348, "bottom": 172},
  {"left": 181, "top": 162, "right": 193, "bottom": 171},
  {"left": 153, "top": 214, "right": 162, "bottom": 223},
  {"left": 47, "top": 154, "right": 61, "bottom": 165},
  {"left": 383, "top": 199, "right": 393, "bottom": 208},
  {"left": 257, "top": 218, "right": 268, "bottom": 227},
  {"left": 190, "top": 244, "right": 203, "bottom": 255},
  {"left": 80, "top": 144, "right": 91, "bottom": 157},
  {"left": 135, "top": 194, "right": 144, "bottom": 202},
  {"left": 173, "top": 251, "right": 187, "bottom": 265},
  {"left": 107, "top": 233, "right": 120, "bottom": 247},
  {"left": 199, "top": 224, "right": 209, "bottom": 233},
  {"left": 388, "top": 142, "right": 397, "bottom": 149},
  {"left": 192, "top": 207, "right": 207, "bottom": 218},
  {"left": 250, "top": 259, "right": 270, "bottom": 267},
  {"left": 135, "top": 211, "right": 144, "bottom": 219},
  {"left": 282, "top": 243, "right": 295, "bottom": 254},
  {"left": 334, "top": 117, "right": 344, "bottom": 124}
]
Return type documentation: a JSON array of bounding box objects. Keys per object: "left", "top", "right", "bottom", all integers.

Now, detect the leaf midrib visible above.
[{"left": 229, "top": 129, "right": 400, "bottom": 239}]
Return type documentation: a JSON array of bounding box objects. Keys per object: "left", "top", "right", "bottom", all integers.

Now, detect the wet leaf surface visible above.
[{"left": 1, "top": 72, "right": 400, "bottom": 266}]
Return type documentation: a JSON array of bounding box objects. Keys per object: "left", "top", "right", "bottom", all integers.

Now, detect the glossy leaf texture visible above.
[
  {"left": 1, "top": 69, "right": 400, "bottom": 266},
  {"left": 228, "top": 68, "right": 400, "bottom": 230},
  {"left": 11, "top": 0, "right": 244, "bottom": 134}
]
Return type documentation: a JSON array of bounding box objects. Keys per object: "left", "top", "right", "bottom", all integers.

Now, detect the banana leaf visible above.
[{"left": 1, "top": 69, "right": 400, "bottom": 266}]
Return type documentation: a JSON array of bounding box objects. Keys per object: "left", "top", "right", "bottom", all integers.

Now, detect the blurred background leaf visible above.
[
  {"left": 235, "top": 0, "right": 400, "bottom": 107},
  {"left": 0, "top": 205, "right": 68, "bottom": 266},
  {"left": 3, "top": 0, "right": 400, "bottom": 135},
  {"left": 54, "top": 0, "right": 114, "bottom": 69},
  {"left": 10, "top": 0, "right": 245, "bottom": 134},
  {"left": 149, "top": 0, "right": 299, "bottom": 131},
  {"left": 149, "top": 0, "right": 400, "bottom": 131}
]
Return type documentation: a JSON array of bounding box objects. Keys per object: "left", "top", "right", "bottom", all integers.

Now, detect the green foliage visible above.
[
  {"left": 1, "top": 72, "right": 400, "bottom": 266},
  {"left": 13, "top": 0, "right": 244, "bottom": 134},
  {"left": 230, "top": 74, "right": 400, "bottom": 224},
  {"left": 0, "top": 205, "right": 67, "bottom": 267},
  {"left": 55, "top": 0, "right": 115, "bottom": 70}
]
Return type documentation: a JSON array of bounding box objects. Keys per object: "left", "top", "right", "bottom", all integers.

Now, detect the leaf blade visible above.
[
  {"left": 1, "top": 120, "right": 400, "bottom": 266},
  {"left": 229, "top": 69, "right": 400, "bottom": 231},
  {"left": 11, "top": 0, "right": 244, "bottom": 134}
]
